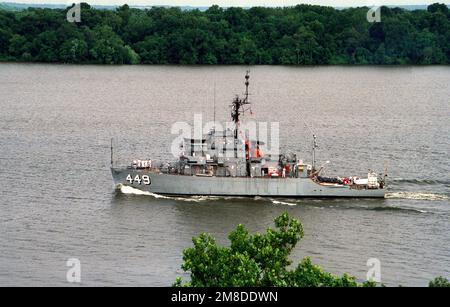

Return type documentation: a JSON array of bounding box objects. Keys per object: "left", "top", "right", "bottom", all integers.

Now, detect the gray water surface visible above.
[{"left": 0, "top": 64, "right": 449, "bottom": 286}]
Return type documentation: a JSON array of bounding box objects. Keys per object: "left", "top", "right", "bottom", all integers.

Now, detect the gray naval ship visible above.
[{"left": 111, "top": 72, "right": 387, "bottom": 198}]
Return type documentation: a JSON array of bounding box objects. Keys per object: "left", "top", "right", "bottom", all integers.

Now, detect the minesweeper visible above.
[{"left": 111, "top": 72, "right": 387, "bottom": 198}]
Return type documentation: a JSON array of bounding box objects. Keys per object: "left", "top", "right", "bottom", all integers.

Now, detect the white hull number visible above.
[{"left": 126, "top": 174, "right": 151, "bottom": 185}]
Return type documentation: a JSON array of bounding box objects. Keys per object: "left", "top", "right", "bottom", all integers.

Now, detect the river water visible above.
[{"left": 0, "top": 64, "right": 448, "bottom": 286}]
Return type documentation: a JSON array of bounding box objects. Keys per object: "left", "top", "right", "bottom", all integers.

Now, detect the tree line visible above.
[{"left": 0, "top": 3, "right": 449, "bottom": 64}]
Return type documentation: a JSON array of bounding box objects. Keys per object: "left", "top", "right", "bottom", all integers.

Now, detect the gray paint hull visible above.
[{"left": 111, "top": 168, "right": 386, "bottom": 198}]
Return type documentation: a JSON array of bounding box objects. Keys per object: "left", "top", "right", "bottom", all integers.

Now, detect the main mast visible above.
[
  {"left": 230, "top": 71, "right": 252, "bottom": 176},
  {"left": 231, "top": 71, "right": 251, "bottom": 141}
]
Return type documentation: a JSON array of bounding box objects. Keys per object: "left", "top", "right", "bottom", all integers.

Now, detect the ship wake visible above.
[
  {"left": 385, "top": 191, "right": 448, "bottom": 201},
  {"left": 117, "top": 185, "right": 448, "bottom": 204},
  {"left": 117, "top": 184, "right": 241, "bottom": 202},
  {"left": 270, "top": 199, "right": 298, "bottom": 206},
  {"left": 119, "top": 185, "right": 171, "bottom": 198}
]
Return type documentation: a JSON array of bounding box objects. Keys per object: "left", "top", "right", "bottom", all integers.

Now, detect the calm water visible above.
[{"left": 0, "top": 64, "right": 449, "bottom": 286}]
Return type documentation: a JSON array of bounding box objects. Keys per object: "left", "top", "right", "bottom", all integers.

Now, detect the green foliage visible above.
[
  {"left": 175, "top": 212, "right": 378, "bottom": 287},
  {"left": 89, "top": 25, "right": 126, "bottom": 64},
  {"left": 429, "top": 276, "right": 450, "bottom": 287},
  {"left": 0, "top": 3, "right": 449, "bottom": 64},
  {"left": 8, "top": 34, "right": 28, "bottom": 58},
  {"left": 60, "top": 38, "right": 88, "bottom": 63}
]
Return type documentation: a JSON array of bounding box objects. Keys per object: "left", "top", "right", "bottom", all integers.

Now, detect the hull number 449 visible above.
[{"left": 126, "top": 174, "right": 151, "bottom": 185}]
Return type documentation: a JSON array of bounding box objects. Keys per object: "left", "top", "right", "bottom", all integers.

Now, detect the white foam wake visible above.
[
  {"left": 119, "top": 184, "right": 171, "bottom": 198},
  {"left": 118, "top": 184, "right": 227, "bottom": 202},
  {"left": 271, "top": 199, "right": 297, "bottom": 206},
  {"left": 385, "top": 192, "right": 448, "bottom": 201}
]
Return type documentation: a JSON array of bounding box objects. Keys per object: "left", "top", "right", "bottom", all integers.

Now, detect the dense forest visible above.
[{"left": 0, "top": 3, "right": 449, "bottom": 64}]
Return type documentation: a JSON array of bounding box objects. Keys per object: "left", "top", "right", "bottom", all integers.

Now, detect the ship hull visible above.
[{"left": 111, "top": 168, "right": 386, "bottom": 198}]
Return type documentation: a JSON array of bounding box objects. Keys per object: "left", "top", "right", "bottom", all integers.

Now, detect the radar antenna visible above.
[{"left": 231, "top": 71, "right": 251, "bottom": 137}]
